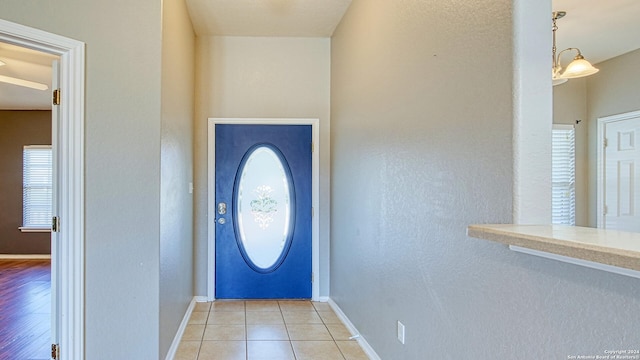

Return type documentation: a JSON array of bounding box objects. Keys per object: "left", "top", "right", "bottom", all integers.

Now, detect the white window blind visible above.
[
  {"left": 23, "top": 145, "right": 52, "bottom": 229},
  {"left": 552, "top": 125, "right": 576, "bottom": 225}
]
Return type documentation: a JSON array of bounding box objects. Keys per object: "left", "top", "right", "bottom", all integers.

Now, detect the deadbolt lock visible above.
[{"left": 218, "top": 202, "right": 227, "bottom": 215}]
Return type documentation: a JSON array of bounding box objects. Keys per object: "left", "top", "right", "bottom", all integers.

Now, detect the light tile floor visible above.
[{"left": 175, "top": 300, "right": 369, "bottom": 360}]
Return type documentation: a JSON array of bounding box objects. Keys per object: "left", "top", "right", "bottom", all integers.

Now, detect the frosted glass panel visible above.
[{"left": 236, "top": 146, "right": 293, "bottom": 271}]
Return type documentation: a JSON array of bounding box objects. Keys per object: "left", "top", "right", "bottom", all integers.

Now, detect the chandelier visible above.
[{"left": 552, "top": 11, "right": 599, "bottom": 86}]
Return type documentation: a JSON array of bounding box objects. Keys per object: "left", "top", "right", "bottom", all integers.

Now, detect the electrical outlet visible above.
[{"left": 397, "top": 321, "right": 405, "bottom": 344}]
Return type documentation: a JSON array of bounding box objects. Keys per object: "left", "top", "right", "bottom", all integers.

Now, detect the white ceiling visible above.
[
  {"left": 0, "top": 42, "right": 57, "bottom": 110},
  {"left": 186, "top": 0, "right": 352, "bottom": 37},
  {"left": 553, "top": 0, "right": 640, "bottom": 64},
  {"left": 1, "top": 1, "right": 638, "bottom": 110}
]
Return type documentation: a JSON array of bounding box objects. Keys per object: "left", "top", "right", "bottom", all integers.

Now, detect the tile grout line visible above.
[
  {"left": 322, "top": 305, "right": 348, "bottom": 360},
  {"left": 194, "top": 302, "right": 210, "bottom": 360},
  {"left": 195, "top": 303, "right": 209, "bottom": 360},
  {"left": 279, "top": 300, "right": 298, "bottom": 360},
  {"left": 244, "top": 301, "right": 248, "bottom": 360}
]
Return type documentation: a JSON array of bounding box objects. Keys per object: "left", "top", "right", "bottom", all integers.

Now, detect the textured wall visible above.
[
  {"left": 1, "top": 2, "right": 163, "bottom": 357},
  {"left": 194, "top": 36, "right": 331, "bottom": 297},
  {"left": 513, "top": 0, "right": 553, "bottom": 224},
  {"left": 331, "top": 0, "right": 640, "bottom": 358},
  {"left": 159, "top": 0, "right": 195, "bottom": 357},
  {"left": 0, "top": 110, "right": 51, "bottom": 254},
  {"left": 586, "top": 48, "right": 640, "bottom": 227}
]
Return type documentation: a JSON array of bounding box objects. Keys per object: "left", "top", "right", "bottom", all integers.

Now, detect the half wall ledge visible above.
[{"left": 467, "top": 224, "right": 640, "bottom": 279}]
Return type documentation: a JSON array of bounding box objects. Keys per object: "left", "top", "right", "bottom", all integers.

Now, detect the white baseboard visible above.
[
  {"left": 194, "top": 295, "right": 208, "bottom": 302},
  {"left": 328, "top": 298, "right": 381, "bottom": 360},
  {"left": 316, "top": 296, "right": 330, "bottom": 303},
  {"left": 0, "top": 254, "right": 51, "bottom": 259},
  {"left": 165, "top": 296, "right": 208, "bottom": 360}
]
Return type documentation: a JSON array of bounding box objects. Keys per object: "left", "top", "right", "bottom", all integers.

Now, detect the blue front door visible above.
[{"left": 215, "top": 124, "right": 312, "bottom": 299}]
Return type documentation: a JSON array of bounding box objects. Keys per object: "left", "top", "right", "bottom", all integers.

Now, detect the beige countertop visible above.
[{"left": 467, "top": 224, "right": 640, "bottom": 272}]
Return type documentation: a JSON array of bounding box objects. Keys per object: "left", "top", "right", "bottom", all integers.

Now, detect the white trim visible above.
[
  {"left": 596, "top": 110, "right": 640, "bottom": 229},
  {"left": 597, "top": 118, "right": 605, "bottom": 228},
  {"left": 207, "top": 121, "right": 215, "bottom": 300},
  {"left": 552, "top": 124, "right": 574, "bottom": 131},
  {"left": 207, "top": 118, "right": 321, "bottom": 301},
  {"left": 24, "top": 145, "right": 52, "bottom": 149},
  {"left": 0, "top": 254, "right": 52, "bottom": 259},
  {"left": 193, "top": 295, "right": 208, "bottom": 302},
  {"left": 509, "top": 245, "right": 640, "bottom": 279},
  {"left": 0, "top": 19, "right": 85, "bottom": 360},
  {"left": 328, "top": 298, "right": 382, "bottom": 360},
  {"left": 164, "top": 296, "right": 208, "bottom": 360},
  {"left": 19, "top": 227, "right": 52, "bottom": 233}
]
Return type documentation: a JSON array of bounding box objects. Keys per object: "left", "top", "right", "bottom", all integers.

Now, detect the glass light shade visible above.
[
  {"left": 552, "top": 69, "right": 568, "bottom": 86},
  {"left": 561, "top": 56, "right": 599, "bottom": 79},
  {"left": 553, "top": 77, "right": 568, "bottom": 86}
]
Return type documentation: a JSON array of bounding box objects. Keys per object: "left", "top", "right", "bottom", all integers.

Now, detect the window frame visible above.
[
  {"left": 19, "top": 145, "right": 53, "bottom": 232},
  {"left": 551, "top": 124, "right": 576, "bottom": 226}
]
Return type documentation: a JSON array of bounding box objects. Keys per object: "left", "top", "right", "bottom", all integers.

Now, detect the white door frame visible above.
[
  {"left": 596, "top": 109, "right": 640, "bottom": 228},
  {"left": 0, "top": 19, "right": 85, "bottom": 358},
  {"left": 207, "top": 118, "right": 320, "bottom": 301}
]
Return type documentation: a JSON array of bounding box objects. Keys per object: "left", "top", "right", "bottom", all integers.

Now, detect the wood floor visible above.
[{"left": 0, "top": 260, "right": 51, "bottom": 360}]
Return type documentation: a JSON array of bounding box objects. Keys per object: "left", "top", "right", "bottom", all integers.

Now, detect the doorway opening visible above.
[
  {"left": 0, "top": 19, "right": 85, "bottom": 359},
  {"left": 0, "top": 40, "right": 57, "bottom": 359},
  {"left": 207, "top": 118, "right": 321, "bottom": 301}
]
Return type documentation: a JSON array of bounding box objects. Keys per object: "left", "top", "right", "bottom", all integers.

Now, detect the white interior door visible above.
[
  {"left": 50, "top": 59, "right": 60, "bottom": 355},
  {"left": 602, "top": 113, "right": 640, "bottom": 232}
]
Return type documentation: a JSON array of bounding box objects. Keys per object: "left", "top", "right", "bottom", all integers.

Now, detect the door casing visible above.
[
  {"left": 0, "top": 19, "right": 85, "bottom": 359},
  {"left": 597, "top": 109, "right": 640, "bottom": 228},
  {"left": 207, "top": 118, "right": 320, "bottom": 301}
]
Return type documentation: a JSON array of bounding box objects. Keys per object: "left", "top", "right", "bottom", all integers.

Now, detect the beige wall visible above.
[
  {"left": 1, "top": 1, "right": 193, "bottom": 357},
  {"left": 331, "top": 0, "right": 513, "bottom": 357},
  {"left": 331, "top": 0, "right": 640, "bottom": 358},
  {"left": 587, "top": 48, "right": 640, "bottom": 226},
  {"left": 159, "top": 0, "right": 195, "bottom": 357},
  {"left": 0, "top": 110, "right": 51, "bottom": 254},
  {"left": 193, "top": 36, "right": 331, "bottom": 296},
  {"left": 553, "top": 78, "right": 589, "bottom": 226}
]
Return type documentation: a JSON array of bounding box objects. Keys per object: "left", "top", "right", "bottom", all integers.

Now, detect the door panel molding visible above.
[
  {"left": 207, "top": 118, "right": 320, "bottom": 300},
  {"left": 597, "top": 109, "right": 640, "bottom": 229}
]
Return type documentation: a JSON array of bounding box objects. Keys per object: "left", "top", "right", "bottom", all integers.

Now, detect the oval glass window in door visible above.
[{"left": 234, "top": 144, "right": 295, "bottom": 273}]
